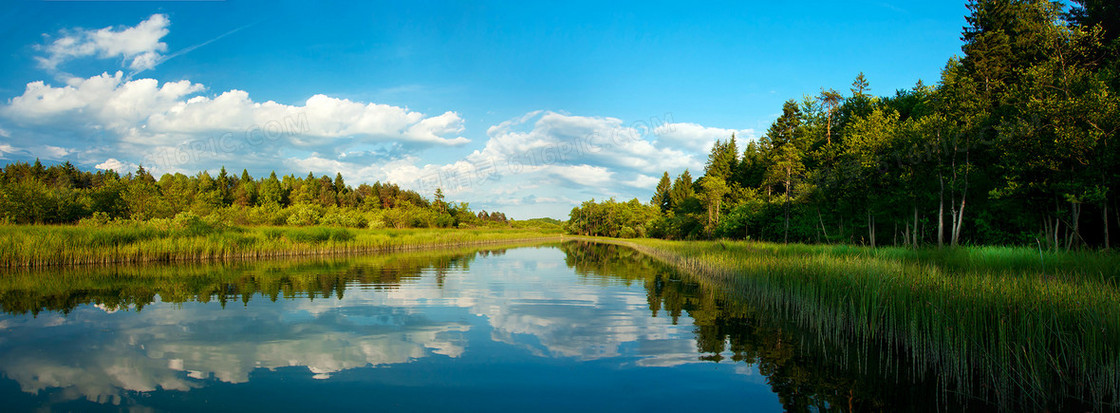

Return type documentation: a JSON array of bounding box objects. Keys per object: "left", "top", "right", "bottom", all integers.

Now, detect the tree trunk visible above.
[
  {"left": 1048, "top": 216, "right": 1057, "bottom": 250},
  {"left": 1104, "top": 201, "right": 1110, "bottom": 251},
  {"left": 1043, "top": 216, "right": 1053, "bottom": 251},
  {"left": 784, "top": 172, "right": 791, "bottom": 244},
  {"left": 938, "top": 175, "right": 945, "bottom": 248},
  {"left": 867, "top": 210, "right": 876, "bottom": 248},
  {"left": 826, "top": 112, "right": 832, "bottom": 146},
  {"left": 952, "top": 196, "right": 966, "bottom": 247},
  {"left": 818, "top": 208, "right": 830, "bottom": 244},
  {"left": 1067, "top": 201, "right": 1081, "bottom": 252},
  {"left": 913, "top": 206, "right": 919, "bottom": 248}
]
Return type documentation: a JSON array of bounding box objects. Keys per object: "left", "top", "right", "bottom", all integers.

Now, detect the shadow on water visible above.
[{"left": 0, "top": 241, "right": 1110, "bottom": 411}]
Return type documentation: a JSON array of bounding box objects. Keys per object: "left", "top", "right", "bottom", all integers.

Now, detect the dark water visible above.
[{"left": 0, "top": 243, "right": 788, "bottom": 412}]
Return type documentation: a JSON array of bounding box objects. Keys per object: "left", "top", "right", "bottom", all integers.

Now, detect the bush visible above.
[
  {"left": 320, "top": 208, "right": 368, "bottom": 228},
  {"left": 619, "top": 226, "right": 637, "bottom": 238},
  {"left": 285, "top": 204, "right": 322, "bottom": 226},
  {"left": 173, "top": 212, "right": 215, "bottom": 236},
  {"left": 247, "top": 204, "right": 289, "bottom": 226}
]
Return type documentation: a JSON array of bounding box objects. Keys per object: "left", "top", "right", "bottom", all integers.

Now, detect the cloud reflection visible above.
[{"left": 0, "top": 247, "right": 720, "bottom": 405}]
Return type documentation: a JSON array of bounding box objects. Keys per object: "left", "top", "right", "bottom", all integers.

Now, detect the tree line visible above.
[
  {"left": 0, "top": 160, "right": 510, "bottom": 229},
  {"left": 569, "top": 0, "right": 1120, "bottom": 250}
]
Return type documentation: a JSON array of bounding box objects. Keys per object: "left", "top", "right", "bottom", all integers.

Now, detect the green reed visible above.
[
  {"left": 0, "top": 223, "right": 559, "bottom": 268},
  {"left": 581, "top": 238, "right": 1120, "bottom": 410},
  {"left": 0, "top": 240, "right": 558, "bottom": 315}
]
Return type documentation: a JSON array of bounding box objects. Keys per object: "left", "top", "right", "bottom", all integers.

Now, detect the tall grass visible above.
[
  {"left": 0, "top": 223, "right": 559, "bottom": 267},
  {"left": 583, "top": 237, "right": 1120, "bottom": 410}
]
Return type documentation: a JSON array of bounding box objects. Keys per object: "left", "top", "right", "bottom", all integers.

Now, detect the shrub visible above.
[
  {"left": 320, "top": 208, "right": 368, "bottom": 228},
  {"left": 285, "top": 204, "right": 322, "bottom": 226},
  {"left": 173, "top": 212, "right": 207, "bottom": 234}
]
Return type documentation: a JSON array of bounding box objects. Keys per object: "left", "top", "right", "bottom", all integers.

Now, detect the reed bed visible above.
[
  {"left": 0, "top": 223, "right": 559, "bottom": 268},
  {"left": 580, "top": 237, "right": 1120, "bottom": 410}
]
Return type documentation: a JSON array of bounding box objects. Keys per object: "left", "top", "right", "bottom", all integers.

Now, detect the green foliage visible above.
[
  {"left": 0, "top": 161, "right": 511, "bottom": 231},
  {"left": 578, "top": 0, "right": 1120, "bottom": 249},
  {"left": 566, "top": 198, "right": 659, "bottom": 238},
  {"left": 285, "top": 204, "right": 322, "bottom": 226},
  {"left": 319, "top": 207, "right": 368, "bottom": 228}
]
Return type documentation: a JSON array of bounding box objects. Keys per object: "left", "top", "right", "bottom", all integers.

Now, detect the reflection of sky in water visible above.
[{"left": 0, "top": 247, "right": 780, "bottom": 411}]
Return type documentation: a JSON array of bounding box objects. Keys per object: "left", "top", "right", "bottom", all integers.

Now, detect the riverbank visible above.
[
  {"left": 573, "top": 237, "right": 1120, "bottom": 410},
  {"left": 0, "top": 223, "right": 560, "bottom": 268}
]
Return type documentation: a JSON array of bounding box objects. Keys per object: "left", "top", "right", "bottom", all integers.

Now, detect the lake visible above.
[
  {"left": 0, "top": 241, "right": 1081, "bottom": 411},
  {"left": 1, "top": 243, "right": 790, "bottom": 412}
]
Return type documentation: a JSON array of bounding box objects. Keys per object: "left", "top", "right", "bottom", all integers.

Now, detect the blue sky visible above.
[{"left": 0, "top": 0, "right": 968, "bottom": 218}]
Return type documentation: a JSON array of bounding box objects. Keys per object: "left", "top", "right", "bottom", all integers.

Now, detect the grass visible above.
[
  {"left": 0, "top": 222, "right": 560, "bottom": 267},
  {"left": 580, "top": 237, "right": 1120, "bottom": 410}
]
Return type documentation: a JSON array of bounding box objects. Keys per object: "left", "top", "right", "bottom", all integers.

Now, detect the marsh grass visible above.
[
  {"left": 584, "top": 238, "right": 1120, "bottom": 410},
  {"left": 0, "top": 223, "right": 558, "bottom": 267}
]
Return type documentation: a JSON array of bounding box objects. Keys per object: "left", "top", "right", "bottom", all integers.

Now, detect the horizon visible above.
[{"left": 0, "top": 1, "right": 969, "bottom": 219}]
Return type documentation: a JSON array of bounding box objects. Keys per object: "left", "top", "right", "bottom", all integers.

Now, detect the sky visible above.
[{"left": 0, "top": 0, "right": 969, "bottom": 219}]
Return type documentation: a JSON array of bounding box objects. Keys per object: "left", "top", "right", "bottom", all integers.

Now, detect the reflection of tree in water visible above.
[
  {"left": 0, "top": 247, "right": 500, "bottom": 316},
  {"left": 559, "top": 241, "right": 1031, "bottom": 412}
]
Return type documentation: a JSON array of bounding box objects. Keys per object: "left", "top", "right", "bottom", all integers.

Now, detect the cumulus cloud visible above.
[
  {"left": 278, "top": 111, "right": 748, "bottom": 218},
  {"left": 1, "top": 72, "right": 467, "bottom": 174},
  {"left": 654, "top": 122, "right": 755, "bottom": 153},
  {"left": 42, "top": 146, "right": 71, "bottom": 159},
  {"left": 475, "top": 111, "right": 695, "bottom": 176},
  {"left": 36, "top": 14, "right": 170, "bottom": 72},
  {"left": 94, "top": 158, "right": 135, "bottom": 172}
]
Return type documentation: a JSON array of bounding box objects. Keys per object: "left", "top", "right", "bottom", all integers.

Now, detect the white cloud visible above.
[
  {"left": 0, "top": 126, "right": 9, "bottom": 137},
  {"left": 1, "top": 72, "right": 468, "bottom": 174},
  {"left": 145, "top": 92, "right": 467, "bottom": 146},
  {"left": 42, "top": 146, "right": 71, "bottom": 159},
  {"left": 94, "top": 158, "right": 134, "bottom": 172},
  {"left": 3, "top": 73, "right": 466, "bottom": 147},
  {"left": 621, "top": 173, "right": 659, "bottom": 188},
  {"left": 543, "top": 164, "right": 613, "bottom": 187},
  {"left": 0, "top": 143, "right": 18, "bottom": 157},
  {"left": 277, "top": 111, "right": 752, "bottom": 218},
  {"left": 654, "top": 122, "right": 755, "bottom": 153},
  {"left": 36, "top": 14, "right": 170, "bottom": 72},
  {"left": 5, "top": 72, "right": 203, "bottom": 131}
]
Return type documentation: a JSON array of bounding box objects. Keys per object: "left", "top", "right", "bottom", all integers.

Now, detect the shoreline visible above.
[{"left": 0, "top": 225, "right": 561, "bottom": 269}]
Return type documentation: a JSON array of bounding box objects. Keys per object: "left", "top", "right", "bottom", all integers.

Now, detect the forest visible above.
[
  {"left": 0, "top": 160, "right": 512, "bottom": 229},
  {"left": 568, "top": 0, "right": 1120, "bottom": 250}
]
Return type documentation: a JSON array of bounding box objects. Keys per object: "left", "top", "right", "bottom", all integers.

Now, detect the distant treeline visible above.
[
  {"left": 0, "top": 160, "right": 510, "bottom": 229},
  {"left": 570, "top": 0, "right": 1120, "bottom": 250}
]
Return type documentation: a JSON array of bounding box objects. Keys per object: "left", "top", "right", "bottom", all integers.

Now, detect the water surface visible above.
[{"left": 0, "top": 244, "right": 784, "bottom": 412}]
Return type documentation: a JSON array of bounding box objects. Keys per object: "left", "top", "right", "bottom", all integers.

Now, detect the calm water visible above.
[{"left": 0, "top": 244, "right": 787, "bottom": 412}]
